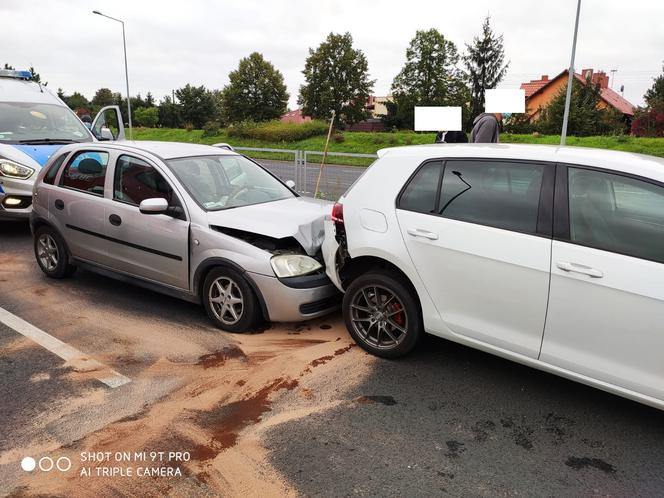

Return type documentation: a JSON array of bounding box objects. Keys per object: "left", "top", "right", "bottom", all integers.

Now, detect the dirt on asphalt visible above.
[{"left": 4, "top": 320, "right": 370, "bottom": 498}]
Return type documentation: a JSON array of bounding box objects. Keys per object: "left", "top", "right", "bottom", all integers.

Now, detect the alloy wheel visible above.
[
  {"left": 37, "top": 234, "right": 59, "bottom": 272},
  {"left": 349, "top": 284, "right": 408, "bottom": 350},
  {"left": 208, "top": 276, "right": 244, "bottom": 325}
]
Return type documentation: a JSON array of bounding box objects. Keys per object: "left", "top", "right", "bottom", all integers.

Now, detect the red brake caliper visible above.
[{"left": 389, "top": 302, "right": 405, "bottom": 327}]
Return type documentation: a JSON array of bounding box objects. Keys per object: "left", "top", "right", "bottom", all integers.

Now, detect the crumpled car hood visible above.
[{"left": 206, "top": 196, "right": 332, "bottom": 255}]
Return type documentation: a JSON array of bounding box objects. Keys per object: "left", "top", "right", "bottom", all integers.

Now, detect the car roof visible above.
[
  {"left": 377, "top": 143, "right": 664, "bottom": 183},
  {"left": 0, "top": 77, "right": 63, "bottom": 104},
  {"left": 94, "top": 140, "right": 237, "bottom": 160}
]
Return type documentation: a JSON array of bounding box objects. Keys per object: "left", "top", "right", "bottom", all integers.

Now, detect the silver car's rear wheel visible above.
[
  {"left": 33, "top": 226, "right": 76, "bottom": 279},
  {"left": 349, "top": 284, "right": 408, "bottom": 350},
  {"left": 37, "top": 233, "right": 59, "bottom": 272},
  {"left": 208, "top": 276, "right": 244, "bottom": 325}
]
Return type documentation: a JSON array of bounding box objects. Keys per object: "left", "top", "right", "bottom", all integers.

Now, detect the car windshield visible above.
[
  {"left": 166, "top": 155, "right": 294, "bottom": 211},
  {"left": 0, "top": 102, "right": 91, "bottom": 143}
]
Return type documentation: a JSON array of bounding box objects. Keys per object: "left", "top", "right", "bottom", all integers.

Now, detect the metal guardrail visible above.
[{"left": 232, "top": 146, "right": 378, "bottom": 198}]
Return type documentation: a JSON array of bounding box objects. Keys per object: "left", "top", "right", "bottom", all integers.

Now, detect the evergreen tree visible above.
[
  {"left": 145, "top": 92, "right": 155, "bottom": 107},
  {"left": 539, "top": 75, "right": 621, "bottom": 136},
  {"left": 298, "top": 32, "right": 374, "bottom": 126},
  {"left": 464, "top": 16, "right": 509, "bottom": 121},
  {"left": 222, "top": 52, "right": 289, "bottom": 123},
  {"left": 390, "top": 29, "right": 469, "bottom": 129},
  {"left": 644, "top": 63, "right": 664, "bottom": 109}
]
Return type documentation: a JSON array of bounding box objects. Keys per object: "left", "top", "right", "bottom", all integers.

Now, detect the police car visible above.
[{"left": 0, "top": 69, "right": 124, "bottom": 220}]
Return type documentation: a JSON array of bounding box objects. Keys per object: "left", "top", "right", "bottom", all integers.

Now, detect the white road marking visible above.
[{"left": 0, "top": 306, "right": 131, "bottom": 388}]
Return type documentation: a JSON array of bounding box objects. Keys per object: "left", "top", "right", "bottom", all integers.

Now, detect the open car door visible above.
[{"left": 91, "top": 105, "right": 125, "bottom": 141}]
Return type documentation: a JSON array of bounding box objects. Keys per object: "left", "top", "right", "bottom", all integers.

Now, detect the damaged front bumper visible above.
[{"left": 249, "top": 270, "right": 341, "bottom": 322}]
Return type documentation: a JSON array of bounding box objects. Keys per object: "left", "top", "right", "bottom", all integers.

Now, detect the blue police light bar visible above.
[{"left": 0, "top": 69, "right": 33, "bottom": 79}]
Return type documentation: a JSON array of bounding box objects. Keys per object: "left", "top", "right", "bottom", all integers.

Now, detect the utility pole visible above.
[{"left": 560, "top": 0, "right": 582, "bottom": 146}]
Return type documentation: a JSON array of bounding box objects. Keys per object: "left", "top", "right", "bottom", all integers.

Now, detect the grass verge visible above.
[{"left": 133, "top": 128, "right": 664, "bottom": 166}]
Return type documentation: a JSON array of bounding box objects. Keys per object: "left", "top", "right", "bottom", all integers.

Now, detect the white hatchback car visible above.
[{"left": 323, "top": 144, "right": 664, "bottom": 410}]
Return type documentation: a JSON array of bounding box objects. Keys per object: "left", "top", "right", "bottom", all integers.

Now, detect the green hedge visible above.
[{"left": 227, "top": 120, "right": 328, "bottom": 142}]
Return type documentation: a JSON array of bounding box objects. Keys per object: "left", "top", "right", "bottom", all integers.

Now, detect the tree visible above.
[
  {"left": 632, "top": 64, "right": 664, "bottom": 137},
  {"left": 145, "top": 92, "right": 155, "bottom": 107},
  {"left": 538, "top": 75, "right": 622, "bottom": 136},
  {"left": 28, "top": 66, "right": 46, "bottom": 85},
  {"left": 222, "top": 52, "right": 289, "bottom": 123},
  {"left": 464, "top": 16, "right": 509, "bottom": 122},
  {"left": 175, "top": 84, "right": 216, "bottom": 128},
  {"left": 298, "top": 32, "right": 375, "bottom": 126},
  {"left": 390, "top": 29, "right": 469, "bottom": 129},
  {"left": 644, "top": 63, "right": 664, "bottom": 109},
  {"left": 134, "top": 107, "right": 159, "bottom": 127},
  {"left": 65, "top": 92, "right": 90, "bottom": 111},
  {"left": 158, "top": 95, "right": 182, "bottom": 128},
  {"left": 92, "top": 88, "right": 116, "bottom": 107}
]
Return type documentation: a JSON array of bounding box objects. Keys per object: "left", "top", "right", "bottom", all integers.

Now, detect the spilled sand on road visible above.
[{"left": 11, "top": 318, "right": 374, "bottom": 497}]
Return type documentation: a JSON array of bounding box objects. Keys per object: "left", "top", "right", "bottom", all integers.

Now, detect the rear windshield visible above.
[{"left": 0, "top": 102, "right": 91, "bottom": 143}]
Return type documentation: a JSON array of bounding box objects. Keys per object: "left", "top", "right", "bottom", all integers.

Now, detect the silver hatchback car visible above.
[{"left": 30, "top": 141, "right": 340, "bottom": 331}]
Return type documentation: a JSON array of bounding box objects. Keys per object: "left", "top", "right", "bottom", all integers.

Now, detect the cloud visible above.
[{"left": 2, "top": 0, "right": 661, "bottom": 108}]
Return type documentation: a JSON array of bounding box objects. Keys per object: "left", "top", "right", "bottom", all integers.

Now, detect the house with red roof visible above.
[
  {"left": 280, "top": 109, "right": 312, "bottom": 124},
  {"left": 520, "top": 69, "right": 634, "bottom": 121}
]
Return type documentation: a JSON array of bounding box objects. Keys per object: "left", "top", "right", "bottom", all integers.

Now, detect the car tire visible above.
[
  {"left": 34, "top": 226, "right": 77, "bottom": 279},
  {"left": 343, "top": 270, "right": 422, "bottom": 358},
  {"left": 202, "top": 267, "right": 260, "bottom": 333}
]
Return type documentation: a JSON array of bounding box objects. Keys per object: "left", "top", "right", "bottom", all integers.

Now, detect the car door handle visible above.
[
  {"left": 109, "top": 214, "right": 122, "bottom": 226},
  {"left": 54, "top": 199, "right": 64, "bottom": 210},
  {"left": 556, "top": 261, "right": 604, "bottom": 278},
  {"left": 407, "top": 228, "right": 438, "bottom": 240}
]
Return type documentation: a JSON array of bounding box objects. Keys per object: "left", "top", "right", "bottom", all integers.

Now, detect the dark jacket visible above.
[
  {"left": 435, "top": 130, "right": 468, "bottom": 143},
  {"left": 470, "top": 113, "right": 499, "bottom": 143}
]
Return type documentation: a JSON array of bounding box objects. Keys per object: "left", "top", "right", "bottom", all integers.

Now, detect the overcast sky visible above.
[{"left": 2, "top": 0, "right": 662, "bottom": 109}]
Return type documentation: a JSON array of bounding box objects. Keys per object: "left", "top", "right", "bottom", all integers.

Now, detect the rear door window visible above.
[
  {"left": 60, "top": 151, "right": 109, "bottom": 196},
  {"left": 43, "top": 153, "right": 68, "bottom": 185},
  {"left": 568, "top": 167, "right": 664, "bottom": 263}
]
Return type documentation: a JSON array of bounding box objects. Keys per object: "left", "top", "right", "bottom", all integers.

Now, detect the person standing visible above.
[{"left": 470, "top": 112, "right": 510, "bottom": 143}]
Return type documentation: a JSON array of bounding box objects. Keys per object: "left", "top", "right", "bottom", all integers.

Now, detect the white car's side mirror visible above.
[
  {"left": 139, "top": 198, "right": 169, "bottom": 214},
  {"left": 285, "top": 180, "right": 296, "bottom": 189}
]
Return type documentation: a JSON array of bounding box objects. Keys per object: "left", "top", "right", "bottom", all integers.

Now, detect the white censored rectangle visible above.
[
  {"left": 484, "top": 89, "right": 525, "bottom": 113},
  {"left": 414, "top": 106, "right": 462, "bottom": 131}
]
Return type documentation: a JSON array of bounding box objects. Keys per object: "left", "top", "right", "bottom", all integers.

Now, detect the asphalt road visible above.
[
  {"left": 1, "top": 221, "right": 663, "bottom": 497},
  {"left": 256, "top": 159, "right": 365, "bottom": 199}
]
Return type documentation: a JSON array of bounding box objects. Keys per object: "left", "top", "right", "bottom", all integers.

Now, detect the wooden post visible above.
[{"left": 315, "top": 110, "right": 336, "bottom": 198}]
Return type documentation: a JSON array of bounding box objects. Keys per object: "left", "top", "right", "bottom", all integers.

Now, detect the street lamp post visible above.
[
  {"left": 560, "top": 0, "right": 582, "bottom": 146},
  {"left": 93, "top": 10, "right": 132, "bottom": 140}
]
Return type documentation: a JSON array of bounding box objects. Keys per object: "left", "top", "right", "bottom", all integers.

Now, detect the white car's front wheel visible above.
[{"left": 343, "top": 271, "right": 422, "bottom": 358}]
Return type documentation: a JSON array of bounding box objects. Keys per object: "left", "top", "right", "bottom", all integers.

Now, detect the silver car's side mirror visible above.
[
  {"left": 139, "top": 198, "right": 169, "bottom": 214},
  {"left": 285, "top": 180, "right": 296, "bottom": 189}
]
